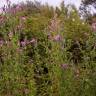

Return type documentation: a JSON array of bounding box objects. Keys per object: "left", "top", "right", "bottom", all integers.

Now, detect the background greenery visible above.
[{"left": 0, "top": 0, "right": 96, "bottom": 96}]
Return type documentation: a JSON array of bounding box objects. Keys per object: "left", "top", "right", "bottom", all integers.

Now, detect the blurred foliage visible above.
[{"left": 0, "top": 1, "right": 96, "bottom": 96}]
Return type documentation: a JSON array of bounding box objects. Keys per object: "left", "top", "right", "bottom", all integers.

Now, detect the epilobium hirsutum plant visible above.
[{"left": 0, "top": 0, "right": 96, "bottom": 96}]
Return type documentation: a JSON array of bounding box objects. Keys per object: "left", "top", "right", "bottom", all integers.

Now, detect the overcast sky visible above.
[{"left": 0, "top": 0, "right": 81, "bottom": 9}]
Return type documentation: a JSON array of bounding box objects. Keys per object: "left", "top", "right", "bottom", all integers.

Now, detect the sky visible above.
[{"left": 0, "top": 0, "right": 81, "bottom": 8}]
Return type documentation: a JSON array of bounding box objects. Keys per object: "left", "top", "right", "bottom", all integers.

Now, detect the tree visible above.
[
  {"left": 79, "top": 0, "right": 96, "bottom": 20},
  {"left": 82, "top": 0, "right": 96, "bottom": 8}
]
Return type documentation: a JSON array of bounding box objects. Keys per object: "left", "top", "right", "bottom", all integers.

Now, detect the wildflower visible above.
[
  {"left": 48, "top": 13, "right": 60, "bottom": 32},
  {"left": 53, "top": 34, "right": 62, "bottom": 41},
  {"left": 20, "top": 41, "right": 26, "bottom": 47},
  {"left": 61, "top": 64, "right": 68, "bottom": 69}
]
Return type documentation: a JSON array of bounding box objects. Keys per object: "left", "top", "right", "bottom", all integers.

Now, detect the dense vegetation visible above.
[{"left": 0, "top": 0, "right": 96, "bottom": 96}]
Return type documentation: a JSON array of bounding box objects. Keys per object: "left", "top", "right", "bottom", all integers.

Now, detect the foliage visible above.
[{"left": 0, "top": 0, "right": 96, "bottom": 96}]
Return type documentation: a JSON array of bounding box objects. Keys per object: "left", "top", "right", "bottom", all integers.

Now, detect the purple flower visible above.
[
  {"left": 61, "top": 64, "right": 68, "bottom": 69},
  {"left": 53, "top": 34, "right": 62, "bottom": 41},
  {"left": 20, "top": 41, "right": 26, "bottom": 47}
]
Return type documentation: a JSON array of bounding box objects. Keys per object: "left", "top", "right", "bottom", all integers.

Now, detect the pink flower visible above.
[
  {"left": 20, "top": 41, "right": 26, "bottom": 47},
  {"left": 61, "top": 64, "right": 68, "bottom": 69},
  {"left": 53, "top": 34, "right": 62, "bottom": 41}
]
